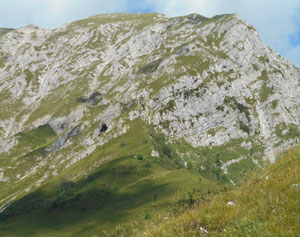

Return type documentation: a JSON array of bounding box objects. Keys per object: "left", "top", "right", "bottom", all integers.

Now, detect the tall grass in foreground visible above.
[{"left": 135, "top": 147, "right": 300, "bottom": 236}]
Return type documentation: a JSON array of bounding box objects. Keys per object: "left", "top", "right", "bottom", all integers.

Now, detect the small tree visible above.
[
  {"left": 215, "top": 153, "right": 222, "bottom": 179},
  {"left": 216, "top": 153, "right": 222, "bottom": 168},
  {"left": 162, "top": 145, "right": 172, "bottom": 158}
]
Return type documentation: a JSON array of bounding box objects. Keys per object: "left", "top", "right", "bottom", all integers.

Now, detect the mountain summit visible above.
[{"left": 0, "top": 13, "right": 299, "bottom": 236}]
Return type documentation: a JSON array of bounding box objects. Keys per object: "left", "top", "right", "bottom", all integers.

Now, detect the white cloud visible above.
[
  {"left": 0, "top": 0, "right": 128, "bottom": 28},
  {"left": 143, "top": 0, "right": 208, "bottom": 16},
  {"left": 46, "top": 0, "right": 70, "bottom": 11}
]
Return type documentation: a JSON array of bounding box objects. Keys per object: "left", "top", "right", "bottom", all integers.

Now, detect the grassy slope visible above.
[
  {"left": 0, "top": 118, "right": 262, "bottom": 237},
  {"left": 0, "top": 119, "right": 230, "bottom": 237},
  {"left": 139, "top": 146, "right": 300, "bottom": 236}
]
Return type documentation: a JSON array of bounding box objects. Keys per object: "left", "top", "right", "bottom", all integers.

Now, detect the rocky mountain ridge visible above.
[{"left": 0, "top": 12, "right": 300, "bottom": 214}]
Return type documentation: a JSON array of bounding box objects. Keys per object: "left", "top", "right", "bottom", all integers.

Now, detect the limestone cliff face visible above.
[{"left": 0, "top": 13, "right": 299, "bottom": 208}]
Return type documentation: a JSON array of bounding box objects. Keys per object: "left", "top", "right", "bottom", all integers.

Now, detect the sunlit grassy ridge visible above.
[{"left": 136, "top": 146, "right": 300, "bottom": 236}]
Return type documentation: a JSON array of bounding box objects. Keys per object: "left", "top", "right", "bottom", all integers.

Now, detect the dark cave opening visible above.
[{"left": 99, "top": 123, "right": 108, "bottom": 135}]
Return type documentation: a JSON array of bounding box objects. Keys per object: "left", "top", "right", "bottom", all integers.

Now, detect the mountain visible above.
[{"left": 0, "top": 13, "right": 299, "bottom": 236}]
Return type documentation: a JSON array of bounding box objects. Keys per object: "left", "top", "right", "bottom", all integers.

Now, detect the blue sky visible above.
[{"left": 0, "top": 0, "right": 299, "bottom": 67}]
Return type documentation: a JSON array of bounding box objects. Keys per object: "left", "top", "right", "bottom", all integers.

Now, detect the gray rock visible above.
[{"left": 44, "top": 126, "right": 81, "bottom": 152}]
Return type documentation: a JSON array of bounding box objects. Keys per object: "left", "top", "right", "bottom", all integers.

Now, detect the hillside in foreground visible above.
[{"left": 138, "top": 147, "right": 300, "bottom": 237}]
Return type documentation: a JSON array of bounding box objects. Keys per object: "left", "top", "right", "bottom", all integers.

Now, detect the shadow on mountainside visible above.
[{"left": 0, "top": 156, "right": 181, "bottom": 236}]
